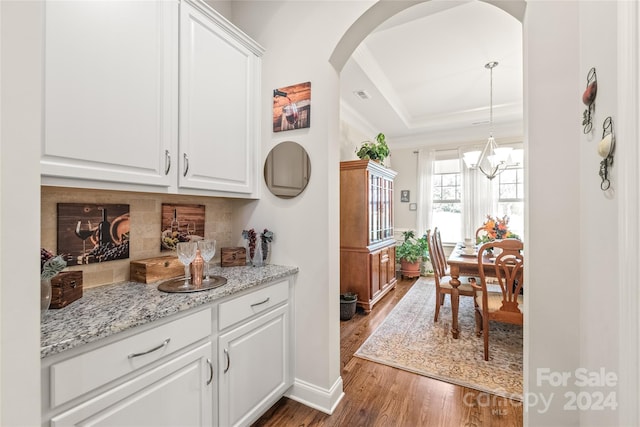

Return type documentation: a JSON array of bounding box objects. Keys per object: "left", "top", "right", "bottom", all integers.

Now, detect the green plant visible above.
[
  {"left": 356, "top": 133, "right": 390, "bottom": 163},
  {"left": 395, "top": 230, "right": 429, "bottom": 264}
]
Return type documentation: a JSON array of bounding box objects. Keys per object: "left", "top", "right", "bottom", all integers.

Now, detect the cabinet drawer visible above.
[
  {"left": 219, "top": 280, "right": 288, "bottom": 330},
  {"left": 50, "top": 308, "right": 211, "bottom": 408}
]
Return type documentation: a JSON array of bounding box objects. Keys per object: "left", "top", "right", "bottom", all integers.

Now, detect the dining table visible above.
[{"left": 447, "top": 244, "right": 498, "bottom": 339}]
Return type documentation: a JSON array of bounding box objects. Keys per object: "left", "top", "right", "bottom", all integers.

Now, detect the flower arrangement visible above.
[
  {"left": 477, "top": 215, "right": 520, "bottom": 244},
  {"left": 41, "top": 248, "right": 67, "bottom": 280},
  {"left": 355, "top": 133, "right": 390, "bottom": 163},
  {"left": 242, "top": 228, "right": 274, "bottom": 264}
]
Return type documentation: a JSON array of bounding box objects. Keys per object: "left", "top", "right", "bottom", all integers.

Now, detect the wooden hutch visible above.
[{"left": 340, "top": 160, "right": 397, "bottom": 313}]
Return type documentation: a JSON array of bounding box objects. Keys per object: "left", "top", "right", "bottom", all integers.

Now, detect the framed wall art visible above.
[
  {"left": 273, "top": 81, "right": 311, "bottom": 132},
  {"left": 400, "top": 190, "right": 410, "bottom": 203},
  {"left": 57, "top": 203, "right": 130, "bottom": 266},
  {"left": 161, "top": 203, "right": 205, "bottom": 251}
]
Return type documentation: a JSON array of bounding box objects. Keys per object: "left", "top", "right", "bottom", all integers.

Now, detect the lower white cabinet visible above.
[
  {"left": 51, "top": 343, "right": 213, "bottom": 427},
  {"left": 42, "top": 278, "right": 294, "bottom": 427},
  {"left": 218, "top": 305, "right": 290, "bottom": 427}
]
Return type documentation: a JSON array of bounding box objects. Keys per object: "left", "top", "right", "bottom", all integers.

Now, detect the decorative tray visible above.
[
  {"left": 157, "top": 275, "right": 227, "bottom": 293},
  {"left": 457, "top": 251, "right": 478, "bottom": 258}
]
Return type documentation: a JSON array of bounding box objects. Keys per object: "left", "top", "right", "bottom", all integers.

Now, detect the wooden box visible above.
[
  {"left": 50, "top": 271, "right": 83, "bottom": 309},
  {"left": 130, "top": 255, "right": 184, "bottom": 283},
  {"left": 221, "top": 247, "right": 247, "bottom": 267}
]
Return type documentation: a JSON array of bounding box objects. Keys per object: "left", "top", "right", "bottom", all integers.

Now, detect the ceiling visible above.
[{"left": 339, "top": 0, "right": 524, "bottom": 151}]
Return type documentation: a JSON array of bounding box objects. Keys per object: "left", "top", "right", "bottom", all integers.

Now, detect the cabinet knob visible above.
[
  {"left": 127, "top": 338, "right": 170, "bottom": 359},
  {"left": 164, "top": 150, "right": 171, "bottom": 175},
  {"left": 223, "top": 348, "right": 230, "bottom": 373},
  {"left": 206, "top": 358, "right": 214, "bottom": 385},
  {"left": 183, "top": 153, "right": 190, "bottom": 177}
]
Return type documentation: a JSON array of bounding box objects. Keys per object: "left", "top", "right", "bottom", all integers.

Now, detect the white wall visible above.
[
  {"left": 389, "top": 148, "right": 418, "bottom": 232},
  {"left": 230, "top": 0, "right": 374, "bottom": 412},
  {"left": 0, "top": 1, "right": 43, "bottom": 425}
]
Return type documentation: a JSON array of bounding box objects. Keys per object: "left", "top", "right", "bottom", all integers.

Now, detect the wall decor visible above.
[
  {"left": 161, "top": 203, "right": 205, "bottom": 251},
  {"left": 400, "top": 190, "right": 410, "bottom": 203},
  {"left": 598, "top": 116, "right": 615, "bottom": 191},
  {"left": 273, "top": 81, "right": 311, "bottom": 132},
  {"left": 409, "top": 203, "right": 417, "bottom": 211},
  {"left": 582, "top": 67, "right": 597, "bottom": 134},
  {"left": 57, "top": 203, "right": 130, "bottom": 266}
]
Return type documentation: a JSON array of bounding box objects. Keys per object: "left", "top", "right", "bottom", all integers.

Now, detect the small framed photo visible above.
[
  {"left": 409, "top": 203, "right": 417, "bottom": 211},
  {"left": 400, "top": 190, "right": 410, "bottom": 203}
]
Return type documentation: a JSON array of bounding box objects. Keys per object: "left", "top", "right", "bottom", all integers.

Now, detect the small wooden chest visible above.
[
  {"left": 130, "top": 255, "right": 184, "bottom": 283},
  {"left": 50, "top": 271, "right": 83, "bottom": 309},
  {"left": 221, "top": 247, "right": 247, "bottom": 267}
]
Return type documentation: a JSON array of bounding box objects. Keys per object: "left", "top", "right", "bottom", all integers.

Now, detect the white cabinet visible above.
[
  {"left": 42, "top": 0, "right": 178, "bottom": 188},
  {"left": 217, "top": 280, "right": 292, "bottom": 427},
  {"left": 50, "top": 343, "right": 213, "bottom": 427},
  {"left": 178, "top": 0, "right": 261, "bottom": 195},
  {"left": 42, "top": 308, "right": 214, "bottom": 426},
  {"left": 41, "top": 0, "right": 263, "bottom": 198}
]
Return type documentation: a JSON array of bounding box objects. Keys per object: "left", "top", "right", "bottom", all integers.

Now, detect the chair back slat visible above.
[{"left": 478, "top": 238, "right": 524, "bottom": 316}]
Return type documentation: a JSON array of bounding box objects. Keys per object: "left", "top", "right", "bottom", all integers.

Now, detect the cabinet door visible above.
[
  {"left": 50, "top": 343, "right": 213, "bottom": 427},
  {"left": 179, "top": 0, "right": 261, "bottom": 195},
  {"left": 42, "top": 1, "right": 178, "bottom": 187},
  {"left": 218, "top": 305, "right": 289, "bottom": 427}
]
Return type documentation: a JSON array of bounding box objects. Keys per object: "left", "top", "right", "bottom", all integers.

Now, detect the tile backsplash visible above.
[{"left": 42, "top": 187, "right": 235, "bottom": 289}]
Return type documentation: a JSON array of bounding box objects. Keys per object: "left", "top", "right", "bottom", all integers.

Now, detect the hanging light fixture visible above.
[{"left": 463, "top": 61, "right": 512, "bottom": 180}]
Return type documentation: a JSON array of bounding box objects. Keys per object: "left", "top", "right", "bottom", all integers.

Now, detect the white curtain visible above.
[
  {"left": 460, "top": 148, "right": 499, "bottom": 240},
  {"left": 416, "top": 148, "right": 434, "bottom": 235}
]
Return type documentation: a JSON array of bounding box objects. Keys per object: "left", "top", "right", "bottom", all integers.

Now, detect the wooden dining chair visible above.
[
  {"left": 472, "top": 238, "right": 524, "bottom": 361},
  {"left": 426, "top": 229, "right": 477, "bottom": 323}
]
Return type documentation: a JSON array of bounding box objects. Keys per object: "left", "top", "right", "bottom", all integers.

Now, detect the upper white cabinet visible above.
[
  {"left": 179, "top": 0, "right": 261, "bottom": 195},
  {"left": 42, "top": 0, "right": 263, "bottom": 198},
  {"left": 42, "top": 0, "right": 178, "bottom": 188}
]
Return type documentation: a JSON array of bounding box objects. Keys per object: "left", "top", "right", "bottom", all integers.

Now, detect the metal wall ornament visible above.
[
  {"left": 582, "top": 67, "right": 598, "bottom": 134},
  {"left": 598, "top": 116, "right": 615, "bottom": 191}
]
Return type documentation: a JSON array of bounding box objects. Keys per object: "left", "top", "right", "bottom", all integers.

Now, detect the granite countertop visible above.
[{"left": 41, "top": 264, "right": 298, "bottom": 359}]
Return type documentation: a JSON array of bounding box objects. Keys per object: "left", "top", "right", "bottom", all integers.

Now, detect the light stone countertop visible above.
[{"left": 41, "top": 264, "right": 298, "bottom": 359}]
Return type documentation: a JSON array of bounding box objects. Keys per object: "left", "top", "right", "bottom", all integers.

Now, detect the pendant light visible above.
[{"left": 463, "top": 61, "right": 512, "bottom": 180}]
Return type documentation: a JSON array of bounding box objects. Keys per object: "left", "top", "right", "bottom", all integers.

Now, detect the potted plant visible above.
[
  {"left": 396, "top": 230, "right": 429, "bottom": 279},
  {"left": 355, "top": 133, "right": 390, "bottom": 164},
  {"left": 339, "top": 292, "right": 358, "bottom": 321}
]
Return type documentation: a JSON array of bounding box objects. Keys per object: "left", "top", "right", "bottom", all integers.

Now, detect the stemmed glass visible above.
[
  {"left": 197, "top": 240, "right": 217, "bottom": 282},
  {"left": 75, "top": 220, "right": 94, "bottom": 264},
  {"left": 176, "top": 241, "right": 197, "bottom": 287}
]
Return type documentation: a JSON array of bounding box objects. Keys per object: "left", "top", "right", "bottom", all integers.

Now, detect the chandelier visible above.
[{"left": 463, "top": 61, "right": 512, "bottom": 180}]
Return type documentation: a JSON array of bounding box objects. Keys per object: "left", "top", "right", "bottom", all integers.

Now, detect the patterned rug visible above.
[{"left": 355, "top": 277, "right": 523, "bottom": 401}]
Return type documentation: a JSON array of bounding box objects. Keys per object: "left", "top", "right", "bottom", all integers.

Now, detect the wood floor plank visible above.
[{"left": 253, "top": 277, "right": 523, "bottom": 427}]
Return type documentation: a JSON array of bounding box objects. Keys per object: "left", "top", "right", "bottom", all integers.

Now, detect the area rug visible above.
[{"left": 354, "top": 277, "right": 523, "bottom": 401}]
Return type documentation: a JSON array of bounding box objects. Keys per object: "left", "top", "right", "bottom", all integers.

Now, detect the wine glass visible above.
[
  {"left": 197, "top": 240, "right": 216, "bottom": 282},
  {"left": 186, "top": 222, "right": 196, "bottom": 236},
  {"left": 75, "top": 220, "right": 93, "bottom": 264},
  {"left": 176, "top": 241, "right": 197, "bottom": 287}
]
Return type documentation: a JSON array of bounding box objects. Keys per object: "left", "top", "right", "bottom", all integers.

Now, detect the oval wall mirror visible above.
[{"left": 264, "top": 141, "right": 311, "bottom": 198}]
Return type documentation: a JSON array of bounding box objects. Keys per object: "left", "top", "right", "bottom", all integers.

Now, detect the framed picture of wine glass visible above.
[
  {"left": 57, "top": 203, "right": 130, "bottom": 266},
  {"left": 160, "top": 203, "right": 205, "bottom": 252},
  {"left": 273, "top": 81, "right": 311, "bottom": 132}
]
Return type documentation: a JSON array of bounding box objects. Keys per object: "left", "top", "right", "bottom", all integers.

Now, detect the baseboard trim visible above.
[{"left": 285, "top": 376, "right": 345, "bottom": 415}]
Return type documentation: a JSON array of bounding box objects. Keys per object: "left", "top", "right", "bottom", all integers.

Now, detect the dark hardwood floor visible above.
[{"left": 253, "top": 277, "right": 523, "bottom": 427}]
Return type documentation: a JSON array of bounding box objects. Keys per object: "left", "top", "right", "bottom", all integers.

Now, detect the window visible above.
[
  {"left": 432, "top": 159, "right": 462, "bottom": 243},
  {"left": 497, "top": 166, "right": 524, "bottom": 240}
]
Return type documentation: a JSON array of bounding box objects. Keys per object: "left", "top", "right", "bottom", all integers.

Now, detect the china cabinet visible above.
[
  {"left": 340, "top": 160, "right": 398, "bottom": 312},
  {"left": 41, "top": 0, "right": 263, "bottom": 198}
]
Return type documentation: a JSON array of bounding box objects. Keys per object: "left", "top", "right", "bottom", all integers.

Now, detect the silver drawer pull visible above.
[
  {"left": 127, "top": 338, "right": 170, "bottom": 359},
  {"left": 164, "top": 149, "right": 171, "bottom": 175},
  {"left": 250, "top": 297, "right": 270, "bottom": 308},
  {"left": 224, "top": 348, "right": 230, "bottom": 373},
  {"left": 206, "top": 358, "right": 214, "bottom": 385}
]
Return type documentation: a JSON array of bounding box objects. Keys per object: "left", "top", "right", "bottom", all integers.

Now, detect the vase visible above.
[
  {"left": 41, "top": 278, "right": 52, "bottom": 314},
  {"left": 261, "top": 241, "right": 270, "bottom": 265},
  {"left": 251, "top": 242, "right": 264, "bottom": 267}
]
